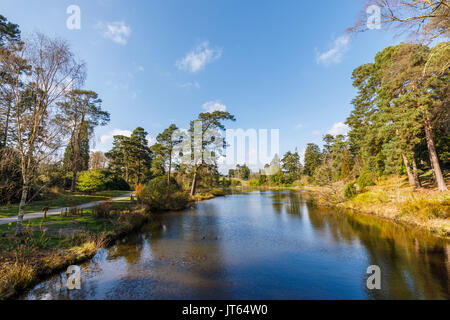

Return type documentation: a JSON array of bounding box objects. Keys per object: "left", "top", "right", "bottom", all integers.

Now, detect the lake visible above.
[{"left": 22, "top": 190, "right": 450, "bottom": 300}]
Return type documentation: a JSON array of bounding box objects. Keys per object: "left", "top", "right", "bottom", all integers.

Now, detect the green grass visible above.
[
  {"left": 0, "top": 217, "right": 117, "bottom": 250},
  {"left": 0, "top": 196, "right": 134, "bottom": 250},
  {"left": 0, "top": 190, "right": 131, "bottom": 218}
]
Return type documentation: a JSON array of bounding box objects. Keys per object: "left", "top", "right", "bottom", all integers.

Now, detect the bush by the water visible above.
[
  {"left": 92, "top": 201, "right": 112, "bottom": 219},
  {"left": 357, "top": 170, "right": 377, "bottom": 189},
  {"left": 139, "top": 176, "right": 189, "bottom": 211},
  {"left": 344, "top": 182, "right": 358, "bottom": 199}
]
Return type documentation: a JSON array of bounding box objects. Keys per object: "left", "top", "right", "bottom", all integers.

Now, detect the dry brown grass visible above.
[
  {"left": 0, "top": 229, "right": 117, "bottom": 300},
  {"left": 307, "top": 175, "right": 450, "bottom": 238},
  {"left": 0, "top": 260, "right": 35, "bottom": 298}
]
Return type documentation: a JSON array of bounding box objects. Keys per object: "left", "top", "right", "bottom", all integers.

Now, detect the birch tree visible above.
[{"left": 9, "top": 33, "right": 84, "bottom": 235}]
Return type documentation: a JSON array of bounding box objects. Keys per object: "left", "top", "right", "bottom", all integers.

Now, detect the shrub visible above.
[
  {"left": 248, "top": 179, "right": 260, "bottom": 187},
  {"left": 77, "top": 170, "right": 107, "bottom": 193},
  {"left": 230, "top": 179, "right": 242, "bottom": 187},
  {"left": 135, "top": 183, "right": 144, "bottom": 198},
  {"left": 357, "top": 170, "right": 377, "bottom": 189},
  {"left": 269, "top": 169, "right": 286, "bottom": 186},
  {"left": 77, "top": 170, "right": 130, "bottom": 193},
  {"left": 313, "top": 164, "right": 333, "bottom": 186},
  {"left": 344, "top": 182, "right": 358, "bottom": 199},
  {"left": 221, "top": 179, "right": 232, "bottom": 188},
  {"left": 258, "top": 174, "right": 267, "bottom": 186},
  {"left": 93, "top": 201, "right": 112, "bottom": 219},
  {"left": 139, "top": 176, "right": 189, "bottom": 211},
  {"left": 104, "top": 175, "right": 130, "bottom": 191},
  {"left": 117, "top": 211, "right": 147, "bottom": 230}
]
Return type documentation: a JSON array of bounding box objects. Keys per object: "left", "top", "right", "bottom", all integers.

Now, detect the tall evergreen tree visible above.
[
  {"left": 57, "top": 90, "right": 110, "bottom": 191},
  {"left": 106, "top": 135, "right": 132, "bottom": 184},
  {"left": 106, "top": 128, "right": 152, "bottom": 186},
  {"left": 187, "top": 111, "right": 235, "bottom": 195},
  {"left": 129, "top": 127, "right": 152, "bottom": 185},
  {"left": 281, "top": 150, "right": 302, "bottom": 182},
  {"left": 156, "top": 124, "right": 182, "bottom": 183},
  {"left": 346, "top": 42, "right": 448, "bottom": 190},
  {"left": 303, "top": 143, "right": 321, "bottom": 176},
  {"left": 0, "top": 15, "right": 20, "bottom": 47}
]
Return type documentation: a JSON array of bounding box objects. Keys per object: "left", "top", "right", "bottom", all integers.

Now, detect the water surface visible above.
[{"left": 23, "top": 190, "right": 450, "bottom": 300}]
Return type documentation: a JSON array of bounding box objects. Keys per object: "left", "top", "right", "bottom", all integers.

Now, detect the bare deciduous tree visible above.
[
  {"left": 351, "top": 0, "right": 450, "bottom": 42},
  {"left": 7, "top": 33, "right": 84, "bottom": 235},
  {"left": 89, "top": 151, "right": 108, "bottom": 170}
]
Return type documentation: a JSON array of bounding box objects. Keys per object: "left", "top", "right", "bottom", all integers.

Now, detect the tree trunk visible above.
[
  {"left": 70, "top": 130, "right": 80, "bottom": 192},
  {"left": 190, "top": 168, "right": 198, "bottom": 196},
  {"left": 402, "top": 153, "right": 416, "bottom": 187},
  {"left": 424, "top": 116, "right": 447, "bottom": 191},
  {"left": 168, "top": 153, "right": 172, "bottom": 184},
  {"left": 15, "top": 183, "right": 29, "bottom": 236},
  {"left": 3, "top": 104, "right": 11, "bottom": 147},
  {"left": 125, "top": 164, "right": 129, "bottom": 184},
  {"left": 137, "top": 160, "right": 141, "bottom": 184},
  {"left": 70, "top": 170, "right": 78, "bottom": 192},
  {"left": 411, "top": 155, "right": 422, "bottom": 188}
]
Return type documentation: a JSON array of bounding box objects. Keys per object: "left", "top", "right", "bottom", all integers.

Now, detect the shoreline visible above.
[
  {"left": 2, "top": 210, "right": 154, "bottom": 300},
  {"left": 301, "top": 186, "right": 450, "bottom": 240},
  {"left": 0, "top": 191, "right": 219, "bottom": 300}
]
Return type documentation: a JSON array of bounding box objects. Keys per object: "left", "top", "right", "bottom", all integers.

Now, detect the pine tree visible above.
[{"left": 304, "top": 143, "right": 321, "bottom": 176}]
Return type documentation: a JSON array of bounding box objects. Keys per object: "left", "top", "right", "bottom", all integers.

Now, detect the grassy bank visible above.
[
  {"left": 0, "top": 187, "right": 228, "bottom": 300},
  {"left": 0, "top": 190, "right": 131, "bottom": 218},
  {"left": 0, "top": 196, "right": 156, "bottom": 300},
  {"left": 190, "top": 188, "right": 229, "bottom": 202},
  {"left": 303, "top": 176, "right": 450, "bottom": 238}
]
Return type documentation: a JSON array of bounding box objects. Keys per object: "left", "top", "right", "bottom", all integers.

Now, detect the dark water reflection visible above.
[{"left": 22, "top": 190, "right": 450, "bottom": 300}]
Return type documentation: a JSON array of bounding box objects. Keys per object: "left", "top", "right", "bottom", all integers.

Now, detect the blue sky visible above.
[{"left": 1, "top": 0, "right": 403, "bottom": 169}]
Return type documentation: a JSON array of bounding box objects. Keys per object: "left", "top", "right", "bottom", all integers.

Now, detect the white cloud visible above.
[
  {"left": 99, "top": 129, "right": 132, "bottom": 145},
  {"left": 328, "top": 122, "right": 350, "bottom": 136},
  {"left": 105, "top": 80, "right": 128, "bottom": 90},
  {"left": 312, "top": 130, "right": 321, "bottom": 135},
  {"left": 202, "top": 101, "right": 227, "bottom": 112},
  {"left": 176, "top": 41, "right": 222, "bottom": 73},
  {"left": 179, "top": 81, "right": 200, "bottom": 89},
  {"left": 97, "top": 21, "right": 131, "bottom": 45},
  {"left": 138, "top": 65, "right": 144, "bottom": 72},
  {"left": 299, "top": 147, "right": 306, "bottom": 165},
  {"left": 295, "top": 123, "right": 303, "bottom": 130},
  {"left": 148, "top": 135, "right": 156, "bottom": 147},
  {"left": 316, "top": 34, "right": 350, "bottom": 66}
]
